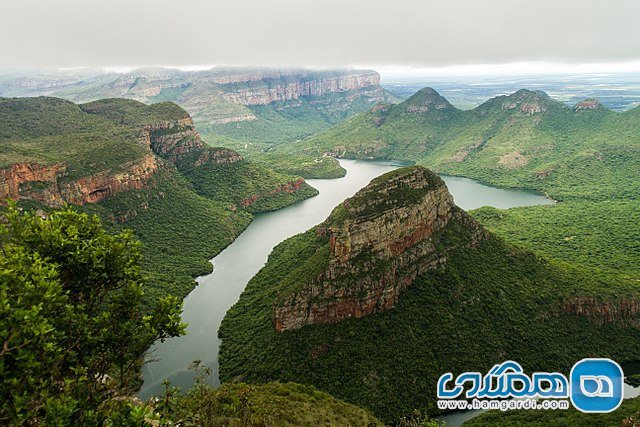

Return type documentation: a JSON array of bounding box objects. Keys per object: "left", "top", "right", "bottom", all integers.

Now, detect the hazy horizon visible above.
[{"left": 4, "top": 61, "right": 640, "bottom": 81}]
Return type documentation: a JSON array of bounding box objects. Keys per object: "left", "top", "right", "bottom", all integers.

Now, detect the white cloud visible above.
[{"left": 2, "top": 0, "right": 639, "bottom": 68}]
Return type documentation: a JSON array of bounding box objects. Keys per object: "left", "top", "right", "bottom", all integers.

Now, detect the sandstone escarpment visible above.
[
  {"left": 273, "top": 167, "right": 488, "bottom": 332},
  {"left": 217, "top": 70, "right": 381, "bottom": 106},
  {"left": 60, "top": 154, "right": 158, "bottom": 205},
  {"left": 0, "top": 154, "right": 159, "bottom": 208},
  {"left": 0, "top": 162, "right": 68, "bottom": 207},
  {"left": 143, "top": 116, "right": 244, "bottom": 167}
]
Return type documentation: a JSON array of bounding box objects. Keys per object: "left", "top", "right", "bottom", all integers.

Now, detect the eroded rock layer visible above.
[{"left": 273, "top": 166, "right": 488, "bottom": 331}]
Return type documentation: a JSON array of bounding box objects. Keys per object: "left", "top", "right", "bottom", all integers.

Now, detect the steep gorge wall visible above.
[
  {"left": 0, "top": 117, "right": 218, "bottom": 208},
  {"left": 0, "top": 154, "right": 159, "bottom": 208}
]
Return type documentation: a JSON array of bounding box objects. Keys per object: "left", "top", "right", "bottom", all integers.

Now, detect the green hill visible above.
[
  {"left": 161, "top": 380, "right": 384, "bottom": 426},
  {"left": 292, "top": 88, "right": 640, "bottom": 201},
  {"left": 0, "top": 96, "right": 317, "bottom": 301},
  {"left": 218, "top": 166, "right": 640, "bottom": 423}
]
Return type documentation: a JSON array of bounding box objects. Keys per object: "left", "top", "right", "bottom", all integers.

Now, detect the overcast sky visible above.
[{"left": 2, "top": 0, "right": 640, "bottom": 71}]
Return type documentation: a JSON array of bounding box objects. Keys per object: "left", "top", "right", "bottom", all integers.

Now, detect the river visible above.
[{"left": 139, "top": 159, "right": 553, "bottom": 400}]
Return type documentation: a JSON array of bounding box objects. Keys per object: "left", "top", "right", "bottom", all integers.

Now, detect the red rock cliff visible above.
[
  {"left": 142, "top": 116, "right": 244, "bottom": 167},
  {"left": 558, "top": 297, "right": 640, "bottom": 327},
  {"left": 0, "top": 154, "right": 159, "bottom": 208},
  {"left": 273, "top": 167, "right": 488, "bottom": 332}
]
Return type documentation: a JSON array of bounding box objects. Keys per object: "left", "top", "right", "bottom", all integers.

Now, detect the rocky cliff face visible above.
[
  {"left": 0, "top": 154, "right": 159, "bottom": 208},
  {"left": 217, "top": 70, "right": 382, "bottom": 106},
  {"left": 0, "top": 162, "right": 68, "bottom": 207},
  {"left": 60, "top": 154, "right": 158, "bottom": 205},
  {"left": 141, "top": 117, "right": 203, "bottom": 161},
  {"left": 558, "top": 297, "right": 640, "bottom": 327},
  {"left": 0, "top": 109, "right": 244, "bottom": 208},
  {"left": 140, "top": 116, "right": 243, "bottom": 167},
  {"left": 273, "top": 167, "right": 488, "bottom": 332}
]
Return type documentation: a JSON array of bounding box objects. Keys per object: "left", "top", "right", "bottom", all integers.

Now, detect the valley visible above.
[
  {"left": 140, "top": 159, "right": 552, "bottom": 398},
  {"left": 2, "top": 69, "right": 640, "bottom": 426},
  {"left": 5, "top": 0, "right": 640, "bottom": 424}
]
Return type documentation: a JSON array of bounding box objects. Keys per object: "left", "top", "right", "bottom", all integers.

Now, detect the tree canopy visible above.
[{"left": 0, "top": 202, "right": 185, "bottom": 425}]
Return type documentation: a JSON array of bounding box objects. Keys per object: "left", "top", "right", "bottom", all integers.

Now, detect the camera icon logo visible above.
[{"left": 570, "top": 358, "right": 623, "bottom": 413}]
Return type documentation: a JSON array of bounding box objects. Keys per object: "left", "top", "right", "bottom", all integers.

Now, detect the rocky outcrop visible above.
[
  {"left": 273, "top": 167, "right": 488, "bottom": 332},
  {"left": 559, "top": 297, "right": 640, "bottom": 327},
  {"left": 405, "top": 88, "right": 454, "bottom": 114},
  {"left": 499, "top": 89, "right": 550, "bottom": 115},
  {"left": 0, "top": 162, "right": 68, "bottom": 207},
  {"left": 142, "top": 117, "right": 204, "bottom": 162},
  {"left": 240, "top": 178, "right": 305, "bottom": 208},
  {"left": 498, "top": 151, "right": 528, "bottom": 168},
  {"left": 142, "top": 116, "right": 244, "bottom": 167},
  {"left": 574, "top": 99, "right": 602, "bottom": 112},
  {"left": 60, "top": 154, "right": 158, "bottom": 205},
  {"left": 0, "top": 154, "right": 159, "bottom": 207}
]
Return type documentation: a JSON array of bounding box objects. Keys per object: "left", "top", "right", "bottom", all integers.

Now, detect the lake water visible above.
[{"left": 139, "top": 159, "right": 553, "bottom": 399}]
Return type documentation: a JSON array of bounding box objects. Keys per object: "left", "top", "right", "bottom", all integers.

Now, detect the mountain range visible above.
[
  {"left": 3, "top": 72, "right": 640, "bottom": 425},
  {"left": 0, "top": 67, "right": 398, "bottom": 146},
  {"left": 292, "top": 87, "right": 640, "bottom": 201}
]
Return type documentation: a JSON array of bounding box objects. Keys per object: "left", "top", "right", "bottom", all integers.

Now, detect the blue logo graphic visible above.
[
  {"left": 437, "top": 358, "right": 624, "bottom": 413},
  {"left": 570, "top": 358, "right": 623, "bottom": 413},
  {"left": 437, "top": 361, "right": 569, "bottom": 399}
]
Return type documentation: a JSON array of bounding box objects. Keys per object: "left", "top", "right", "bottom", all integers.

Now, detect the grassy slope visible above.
[
  {"left": 81, "top": 98, "right": 320, "bottom": 211},
  {"left": 80, "top": 166, "right": 251, "bottom": 304},
  {"left": 199, "top": 89, "right": 394, "bottom": 145},
  {"left": 218, "top": 171, "right": 640, "bottom": 423},
  {"left": 195, "top": 88, "right": 399, "bottom": 179},
  {"left": 464, "top": 395, "right": 640, "bottom": 426},
  {"left": 286, "top": 87, "right": 640, "bottom": 425},
  {"left": 176, "top": 157, "right": 319, "bottom": 213},
  {"left": 201, "top": 132, "right": 347, "bottom": 179},
  {"left": 291, "top": 88, "right": 640, "bottom": 201},
  {"left": 41, "top": 69, "right": 398, "bottom": 179},
  {"left": 0, "top": 97, "right": 149, "bottom": 180},
  {"left": 170, "top": 381, "right": 383, "bottom": 426}
]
